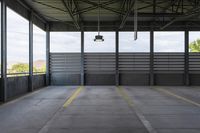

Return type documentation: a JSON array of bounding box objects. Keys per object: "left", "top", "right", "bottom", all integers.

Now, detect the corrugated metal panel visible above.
[
  {"left": 119, "top": 53, "right": 150, "bottom": 73},
  {"left": 50, "top": 53, "right": 81, "bottom": 74},
  {"left": 189, "top": 53, "right": 200, "bottom": 73},
  {"left": 84, "top": 53, "right": 115, "bottom": 74},
  {"left": 154, "top": 53, "right": 184, "bottom": 73}
]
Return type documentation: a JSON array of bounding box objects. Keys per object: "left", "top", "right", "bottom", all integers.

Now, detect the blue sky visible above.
[{"left": 5, "top": 7, "right": 200, "bottom": 66}]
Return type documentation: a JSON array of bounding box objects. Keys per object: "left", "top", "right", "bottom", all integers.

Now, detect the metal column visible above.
[
  {"left": 184, "top": 30, "right": 189, "bottom": 85},
  {"left": 46, "top": 24, "right": 50, "bottom": 85},
  {"left": 1, "top": 0, "right": 7, "bottom": 102},
  {"left": 115, "top": 31, "right": 119, "bottom": 86},
  {"left": 150, "top": 30, "right": 154, "bottom": 85},
  {"left": 28, "top": 11, "right": 33, "bottom": 92},
  {"left": 81, "top": 30, "right": 84, "bottom": 85}
]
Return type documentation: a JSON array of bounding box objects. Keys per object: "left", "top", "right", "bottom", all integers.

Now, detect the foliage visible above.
[
  {"left": 8, "top": 63, "right": 46, "bottom": 74},
  {"left": 33, "top": 64, "right": 46, "bottom": 73},
  {"left": 8, "top": 63, "right": 29, "bottom": 73},
  {"left": 189, "top": 39, "right": 200, "bottom": 52}
]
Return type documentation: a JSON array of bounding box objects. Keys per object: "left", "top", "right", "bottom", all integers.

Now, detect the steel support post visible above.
[
  {"left": 150, "top": 30, "right": 154, "bottom": 85},
  {"left": 184, "top": 30, "right": 190, "bottom": 85},
  {"left": 1, "top": 0, "right": 7, "bottom": 102},
  {"left": 46, "top": 24, "right": 50, "bottom": 85},
  {"left": 29, "top": 11, "right": 33, "bottom": 92},
  {"left": 115, "top": 31, "right": 119, "bottom": 86},
  {"left": 81, "top": 30, "right": 84, "bottom": 85}
]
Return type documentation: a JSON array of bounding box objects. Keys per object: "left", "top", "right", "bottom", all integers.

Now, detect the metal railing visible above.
[{"left": 7, "top": 72, "right": 45, "bottom": 77}]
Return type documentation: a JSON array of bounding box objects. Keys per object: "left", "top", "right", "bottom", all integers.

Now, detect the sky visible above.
[
  {"left": 3, "top": 7, "right": 200, "bottom": 67},
  {"left": 7, "top": 7, "right": 46, "bottom": 66}
]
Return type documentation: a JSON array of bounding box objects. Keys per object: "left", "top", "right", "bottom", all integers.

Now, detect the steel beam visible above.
[
  {"left": 73, "top": 0, "right": 83, "bottom": 22},
  {"left": 46, "top": 24, "right": 50, "bottom": 85},
  {"left": 74, "top": 0, "right": 118, "bottom": 15},
  {"left": 32, "top": 0, "right": 68, "bottom": 14},
  {"left": 184, "top": 30, "right": 189, "bottom": 85},
  {"left": 61, "top": 0, "right": 80, "bottom": 30},
  {"left": 119, "top": 0, "right": 136, "bottom": 29},
  {"left": 1, "top": 0, "right": 7, "bottom": 102},
  {"left": 80, "top": 0, "right": 124, "bottom": 15},
  {"left": 29, "top": 11, "right": 33, "bottom": 92},
  {"left": 50, "top": 21, "right": 200, "bottom": 31},
  {"left": 17, "top": 0, "right": 46, "bottom": 24},
  {"left": 161, "top": 6, "right": 200, "bottom": 30},
  {"left": 150, "top": 29, "right": 154, "bottom": 85},
  {"left": 81, "top": 29, "right": 84, "bottom": 85},
  {"left": 115, "top": 31, "right": 119, "bottom": 86}
]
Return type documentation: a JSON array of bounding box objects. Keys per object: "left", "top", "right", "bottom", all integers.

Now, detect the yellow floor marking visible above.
[
  {"left": 116, "top": 86, "right": 134, "bottom": 107},
  {"left": 63, "top": 86, "right": 83, "bottom": 108},
  {"left": 154, "top": 87, "right": 200, "bottom": 108},
  {"left": 117, "top": 86, "right": 157, "bottom": 133}
]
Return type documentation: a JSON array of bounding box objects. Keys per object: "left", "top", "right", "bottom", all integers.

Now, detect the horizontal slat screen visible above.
[
  {"left": 84, "top": 53, "right": 115, "bottom": 74},
  {"left": 189, "top": 53, "right": 200, "bottom": 73},
  {"left": 119, "top": 53, "right": 150, "bottom": 73},
  {"left": 50, "top": 53, "right": 81, "bottom": 74},
  {"left": 50, "top": 52, "right": 200, "bottom": 75},
  {"left": 154, "top": 53, "right": 184, "bottom": 73}
]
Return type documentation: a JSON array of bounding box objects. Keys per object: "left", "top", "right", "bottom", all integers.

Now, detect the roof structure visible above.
[{"left": 17, "top": 0, "right": 200, "bottom": 31}]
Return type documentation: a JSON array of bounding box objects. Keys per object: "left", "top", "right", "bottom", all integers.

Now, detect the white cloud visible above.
[{"left": 154, "top": 32, "right": 184, "bottom": 52}]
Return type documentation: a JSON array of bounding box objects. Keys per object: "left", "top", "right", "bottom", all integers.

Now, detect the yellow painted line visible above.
[
  {"left": 116, "top": 86, "right": 134, "bottom": 107},
  {"left": 154, "top": 87, "right": 200, "bottom": 107},
  {"left": 63, "top": 86, "right": 83, "bottom": 108},
  {"left": 117, "top": 86, "right": 157, "bottom": 133}
]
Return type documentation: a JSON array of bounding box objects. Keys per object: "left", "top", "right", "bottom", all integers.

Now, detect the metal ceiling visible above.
[{"left": 21, "top": 0, "right": 200, "bottom": 31}]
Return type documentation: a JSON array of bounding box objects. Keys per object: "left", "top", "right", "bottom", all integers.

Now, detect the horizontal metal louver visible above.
[
  {"left": 119, "top": 53, "right": 150, "bottom": 73},
  {"left": 50, "top": 53, "right": 81, "bottom": 74},
  {"left": 84, "top": 53, "right": 115, "bottom": 74},
  {"left": 189, "top": 53, "right": 200, "bottom": 73},
  {"left": 154, "top": 53, "right": 184, "bottom": 73},
  {"left": 50, "top": 52, "right": 200, "bottom": 75}
]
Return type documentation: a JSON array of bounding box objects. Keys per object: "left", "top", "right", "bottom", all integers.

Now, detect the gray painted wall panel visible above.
[
  {"left": 119, "top": 74, "right": 149, "bottom": 85},
  {"left": 85, "top": 74, "right": 115, "bottom": 85},
  {"left": 2, "top": 75, "right": 46, "bottom": 100},
  {"left": 154, "top": 74, "right": 184, "bottom": 85},
  {"left": 189, "top": 74, "right": 200, "bottom": 85},
  {"left": 7, "top": 76, "right": 29, "bottom": 99},
  {"left": 33, "top": 74, "right": 46, "bottom": 90},
  {"left": 51, "top": 74, "right": 81, "bottom": 85}
]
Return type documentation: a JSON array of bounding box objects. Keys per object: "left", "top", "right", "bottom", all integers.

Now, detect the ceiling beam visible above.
[
  {"left": 61, "top": 0, "right": 80, "bottom": 30},
  {"left": 79, "top": 0, "right": 124, "bottom": 15},
  {"left": 73, "top": 0, "right": 118, "bottom": 15},
  {"left": 32, "top": 0, "right": 68, "bottom": 13},
  {"left": 161, "top": 6, "right": 200, "bottom": 30},
  {"left": 119, "top": 0, "right": 136, "bottom": 29},
  {"left": 72, "top": 0, "right": 83, "bottom": 23},
  {"left": 118, "top": 0, "right": 127, "bottom": 21},
  {"left": 17, "top": 0, "right": 47, "bottom": 23},
  {"left": 50, "top": 21, "right": 200, "bottom": 31}
]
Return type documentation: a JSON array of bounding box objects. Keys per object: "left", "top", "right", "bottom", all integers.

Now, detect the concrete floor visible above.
[{"left": 0, "top": 86, "right": 200, "bottom": 133}]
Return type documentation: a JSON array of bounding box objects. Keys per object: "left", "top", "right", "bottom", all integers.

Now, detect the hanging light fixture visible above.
[{"left": 94, "top": 0, "right": 104, "bottom": 42}]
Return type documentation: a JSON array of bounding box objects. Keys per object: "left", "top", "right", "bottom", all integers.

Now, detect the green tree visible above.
[
  {"left": 9, "top": 63, "right": 29, "bottom": 73},
  {"left": 189, "top": 39, "right": 200, "bottom": 52}
]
